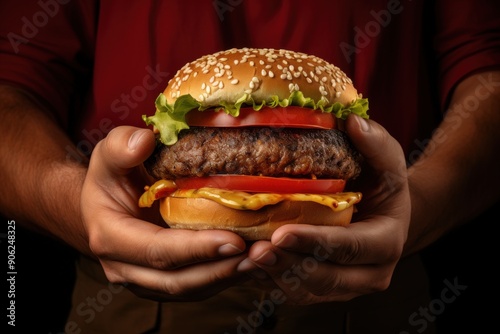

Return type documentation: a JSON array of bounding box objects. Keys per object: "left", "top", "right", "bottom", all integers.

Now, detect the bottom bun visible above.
[{"left": 159, "top": 197, "right": 354, "bottom": 240}]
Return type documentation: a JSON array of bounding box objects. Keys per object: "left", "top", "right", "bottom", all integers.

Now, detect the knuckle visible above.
[
  {"left": 375, "top": 275, "right": 392, "bottom": 291},
  {"left": 144, "top": 243, "right": 174, "bottom": 269},
  {"left": 102, "top": 268, "right": 125, "bottom": 285},
  {"left": 88, "top": 231, "right": 112, "bottom": 259},
  {"left": 159, "top": 278, "right": 184, "bottom": 297}
]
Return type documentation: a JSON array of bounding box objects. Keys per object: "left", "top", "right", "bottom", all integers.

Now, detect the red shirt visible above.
[{"left": 2, "top": 0, "right": 499, "bottom": 158}]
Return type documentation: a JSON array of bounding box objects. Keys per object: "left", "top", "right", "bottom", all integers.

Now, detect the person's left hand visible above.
[{"left": 237, "top": 114, "right": 410, "bottom": 304}]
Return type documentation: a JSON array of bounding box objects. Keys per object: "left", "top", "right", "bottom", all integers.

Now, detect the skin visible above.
[{"left": 0, "top": 71, "right": 499, "bottom": 304}]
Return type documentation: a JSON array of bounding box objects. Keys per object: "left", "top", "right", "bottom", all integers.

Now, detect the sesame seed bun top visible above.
[{"left": 163, "top": 48, "right": 360, "bottom": 109}]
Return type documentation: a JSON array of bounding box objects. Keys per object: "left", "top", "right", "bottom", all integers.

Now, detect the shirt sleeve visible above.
[
  {"left": 0, "top": 1, "right": 97, "bottom": 127},
  {"left": 434, "top": 0, "right": 500, "bottom": 109}
]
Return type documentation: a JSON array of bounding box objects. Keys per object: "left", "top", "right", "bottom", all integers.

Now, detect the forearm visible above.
[
  {"left": 404, "top": 71, "right": 500, "bottom": 256},
  {"left": 0, "top": 85, "right": 92, "bottom": 256}
]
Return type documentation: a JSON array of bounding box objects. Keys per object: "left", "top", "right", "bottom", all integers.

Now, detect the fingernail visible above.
[
  {"left": 128, "top": 130, "right": 146, "bottom": 150},
  {"left": 357, "top": 115, "right": 370, "bottom": 132},
  {"left": 275, "top": 233, "right": 298, "bottom": 249},
  {"left": 255, "top": 250, "right": 277, "bottom": 266},
  {"left": 218, "top": 243, "right": 243, "bottom": 256},
  {"left": 236, "top": 258, "right": 255, "bottom": 272},
  {"left": 237, "top": 259, "right": 268, "bottom": 278}
]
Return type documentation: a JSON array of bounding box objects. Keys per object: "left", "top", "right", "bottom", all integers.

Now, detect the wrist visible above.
[{"left": 35, "top": 159, "right": 92, "bottom": 255}]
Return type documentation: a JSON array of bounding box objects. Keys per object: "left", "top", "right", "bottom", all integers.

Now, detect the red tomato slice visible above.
[
  {"left": 174, "top": 175, "right": 345, "bottom": 194},
  {"left": 185, "top": 106, "right": 336, "bottom": 129}
]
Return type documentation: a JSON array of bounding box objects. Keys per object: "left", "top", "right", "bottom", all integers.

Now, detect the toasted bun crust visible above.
[
  {"left": 159, "top": 197, "right": 354, "bottom": 240},
  {"left": 163, "top": 48, "right": 360, "bottom": 109}
]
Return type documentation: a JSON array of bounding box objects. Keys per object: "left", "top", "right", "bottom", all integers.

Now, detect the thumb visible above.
[
  {"left": 345, "top": 114, "right": 406, "bottom": 177},
  {"left": 91, "top": 126, "right": 156, "bottom": 178}
]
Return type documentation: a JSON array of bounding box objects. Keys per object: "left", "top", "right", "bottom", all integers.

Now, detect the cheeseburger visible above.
[{"left": 138, "top": 48, "right": 369, "bottom": 240}]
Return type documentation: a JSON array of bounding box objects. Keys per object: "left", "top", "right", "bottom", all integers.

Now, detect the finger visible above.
[
  {"left": 246, "top": 241, "right": 393, "bottom": 302},
  {"left": 85, "top": 126, "right": 156, "bottom": 215},
  {"left": 270, "top": 223, "right": 403, "bottom": 266},
  {"left": 345, "top": 114, "right": 407, "bottom": 178},
  {"left": 91, "top": 126, "right": 156, "bottom": 178},
  {"left": 89, "top": 216, "right": 247, "bottom": 270},
  {"left": 102, "top": 252, "right": 249, "bottom": 302}
]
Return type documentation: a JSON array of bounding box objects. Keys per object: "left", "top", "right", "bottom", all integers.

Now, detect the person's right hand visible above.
[{"left": 80, "top": 126, "right": 248, "bottom": 301}]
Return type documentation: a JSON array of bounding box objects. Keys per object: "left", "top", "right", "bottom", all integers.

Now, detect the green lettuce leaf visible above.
[{"left": 142, "top": 92, "right": 369, "bottom": 146}]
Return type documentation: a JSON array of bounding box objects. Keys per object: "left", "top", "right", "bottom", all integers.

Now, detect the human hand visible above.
[
  {"left": 237, "top": 115, "right": 410, "bottom": 304},
  {"left": 81, "top": 126, "right": 248, "bottom": 301}
]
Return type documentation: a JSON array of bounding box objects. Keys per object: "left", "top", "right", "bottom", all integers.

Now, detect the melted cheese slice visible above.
[
  {"left": 171, "top": 188, "right": 361, "bottom": 211},
  {"left": 139, "top": 179, "right": 362, "bottom": 211}
]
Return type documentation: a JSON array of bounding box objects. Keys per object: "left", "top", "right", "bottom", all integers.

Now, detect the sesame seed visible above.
[{"left": 168, "top": 48, "right": 354, "bottom": 107}]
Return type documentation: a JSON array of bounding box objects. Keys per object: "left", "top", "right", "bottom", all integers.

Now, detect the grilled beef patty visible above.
[{"left": 145, "top": 127, "right": 362, "bottom": 181}]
